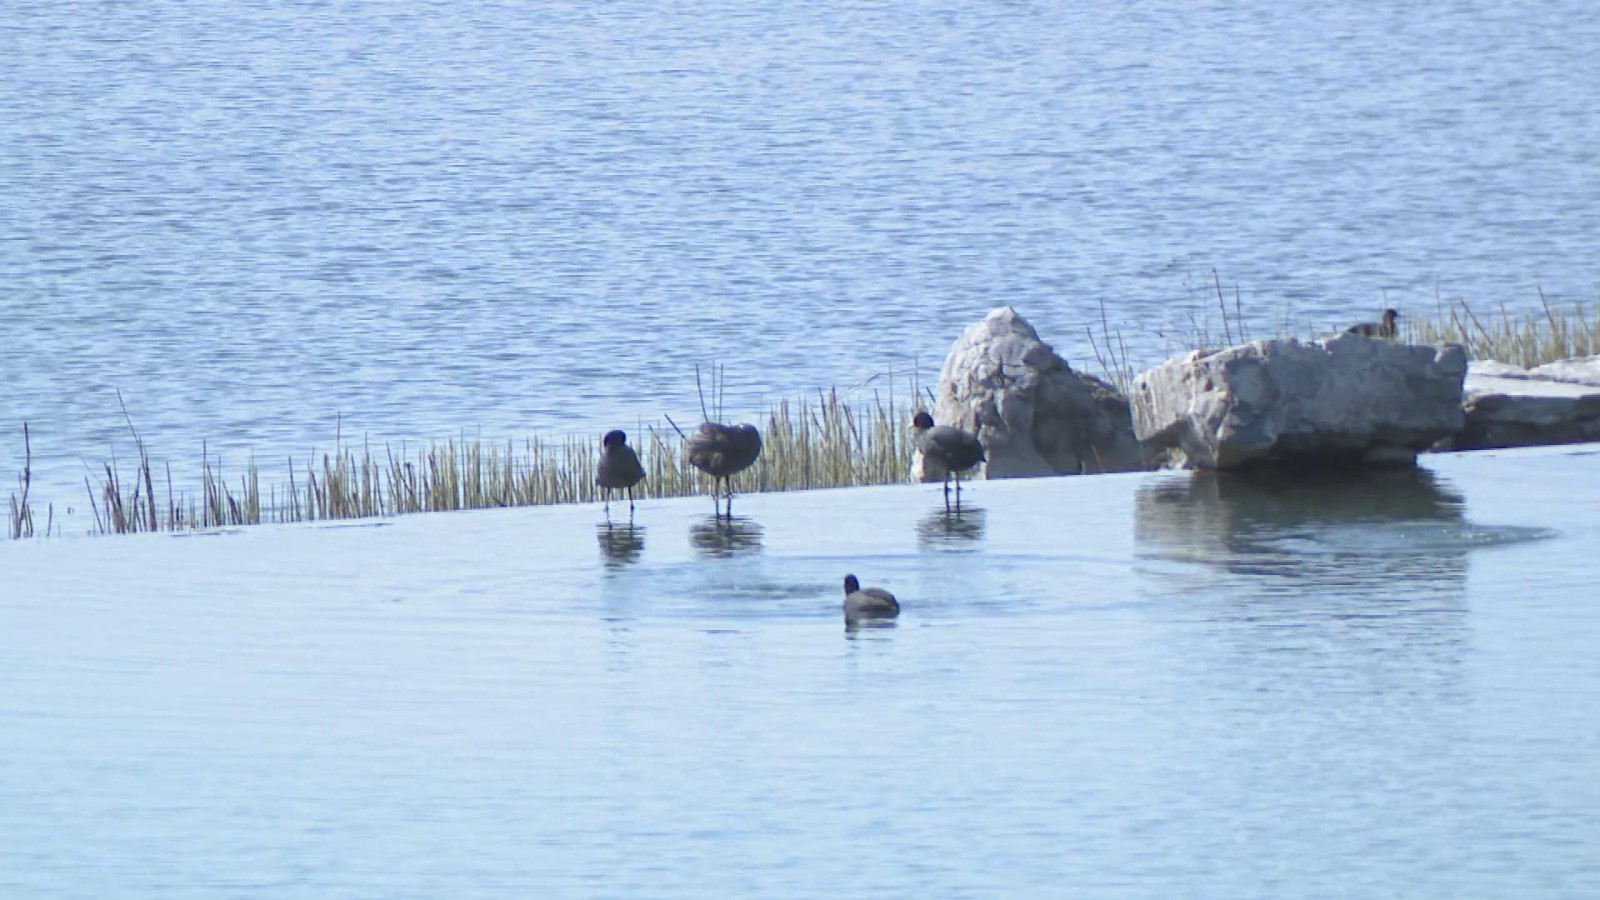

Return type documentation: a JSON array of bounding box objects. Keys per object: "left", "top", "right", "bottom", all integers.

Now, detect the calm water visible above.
[
  {"left": 2, "top": 444, "right": 1598, "bottom": 896},
  {"left": 4, "top": 0, "right": 1600, "bottom": 513}
]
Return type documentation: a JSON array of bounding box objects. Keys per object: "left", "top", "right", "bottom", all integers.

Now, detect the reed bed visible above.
[
  {"left": 1406, "top": 293, "right": 1598, "bottom": 368},
  {"left": 8, "top": 388, "right": 919, "bottom": 538}
]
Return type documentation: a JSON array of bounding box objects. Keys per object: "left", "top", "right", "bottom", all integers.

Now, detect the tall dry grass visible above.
[
  {"left": 1124, "top": 276, "right": 1598, "bottom": 371},
  {"left": 9, "top": 386, "right": 921, "bottom": 538},
  {"left": 9, "top": 424, "right": 42, "bottom": 539},
  {"left": 1405, "top": 291, "right": 1598, "bottom": 368}
]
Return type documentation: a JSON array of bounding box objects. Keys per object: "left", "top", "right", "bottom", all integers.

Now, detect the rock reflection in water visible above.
[
  {"left": 1135, "top": 467, "right": 1470, "bottom": 597},
  {"left": 596, "top": 523, "right": 647, "bottom": 568},
  {"left": 917, "top": 505, "right": 986, "bottom": 551},
  {"left": 689, "top": 515, "right": 765, "bottom": 558}
]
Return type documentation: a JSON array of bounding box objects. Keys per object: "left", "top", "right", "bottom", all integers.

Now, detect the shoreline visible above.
[{"left": 9, "top": 298, "right": 1599, "bottom": 541}]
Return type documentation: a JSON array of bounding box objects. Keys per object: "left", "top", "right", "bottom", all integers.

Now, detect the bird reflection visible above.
[
  {"left": 845, "top": 619, "right": 899, "bottom": 638},
  {"left": 917, "top": 504, "right": 986, "bottom": 551},
  {"left": 689, "top": 515, "right": 764, "bottom": 557},
  {"left": 596, "top": 523, "right": 647, "bottom": 568}
]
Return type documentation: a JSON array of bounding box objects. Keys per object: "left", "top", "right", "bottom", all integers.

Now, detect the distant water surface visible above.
[{"left": 4, "top": 0, "right": 1599, "bottom": 510}]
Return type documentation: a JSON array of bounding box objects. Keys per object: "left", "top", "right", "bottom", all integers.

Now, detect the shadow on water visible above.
[
  {"left": 596, "top": 523, "right": 646, "bottom": 568},
  {"left": 917, "top": 505, "right": 986, "bottom": 552},
  {"left": 689, "top": 515, "right": 764, "bottom": 558}
]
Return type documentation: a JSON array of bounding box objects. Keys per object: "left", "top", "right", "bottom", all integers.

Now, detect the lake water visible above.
[
  {"left": 5, "top": 0, "right": 1600, "bottom": 516},
  {"left": 2, "top": 444, "right": 1598, "bottom": 896},
  {"left": 6, "top": 4, "right": 1600, "bottom": 892}
]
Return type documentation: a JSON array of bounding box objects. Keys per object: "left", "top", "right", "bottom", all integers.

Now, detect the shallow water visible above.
[
  {"left": 5, "top": 0, "right": 1600, "bottom": 512},
  {"left": 3, "top": 444, "right": 1598, "bottom": 896}
]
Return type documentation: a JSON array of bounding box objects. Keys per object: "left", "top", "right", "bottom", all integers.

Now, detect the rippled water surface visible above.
[
  {"left": 6, "top": 3, "right": 1600, "bottom": 893},
  {"left": 5, "top": 0, "right": 1600, "bottom": 509},
  {"left": 3, "top": 445, "right": 1598, "bottom": 896}
]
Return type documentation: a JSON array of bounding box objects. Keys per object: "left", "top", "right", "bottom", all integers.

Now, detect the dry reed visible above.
[
  {"left": 10, "top": 386, "right": 920, "bottom": 538},
  {"left": 9, "top": 424, "right": 39, "bottom": 539},
  {"left": 1406, "top": 292, "right": 1598, "bottom": 368}
]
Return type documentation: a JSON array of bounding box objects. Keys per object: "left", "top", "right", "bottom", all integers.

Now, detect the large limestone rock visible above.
[
  {"left": 1450, "top": 357, "right": 1600, "bottom": 450},
  {"left": 1131, "top": 335, "right": 1468, "bottom": 470},
  {"left": 919, "top": 307, "right": 1145, "bottom": 479}
]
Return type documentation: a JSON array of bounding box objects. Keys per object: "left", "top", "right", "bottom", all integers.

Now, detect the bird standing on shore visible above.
[
  {"left": 686, "top": 421, "right": 762, "bottom": 518},
  {"left": 912, "top": 410, "right": 985, "bottom": 508},
  {"left": 842, "top": 574, "right": 899, "bottom": 627},
  {"left": 596, "top": 429, "right": 646, "bottom": 521},
  {"left": 1346, "top": 308, "right": 1401, "bottom": 339}
]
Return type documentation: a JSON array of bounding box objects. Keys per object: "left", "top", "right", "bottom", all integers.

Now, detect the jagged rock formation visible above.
[
  {"left": 1131, "top": 334, "right": 1468, "bottom": 469},
  {"left": 918, "top": 307, "right": 1146, "bottom": 479}
]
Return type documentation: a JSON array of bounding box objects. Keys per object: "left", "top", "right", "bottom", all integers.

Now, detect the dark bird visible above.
[
  {"left": 1346, "top": 308, "right": 1401, "bottom": 339},
  {"left": 686, "top": 421, "right": 762, "bottom": 518},
  {"left": 912, "top": 410, "right": 985, "bottom": 507},
  {"left": 596, "top": 429, "right": 646, "bottom": 520},
  {"left": 842, "top": 574, "right": 900, "bottom": 626}
]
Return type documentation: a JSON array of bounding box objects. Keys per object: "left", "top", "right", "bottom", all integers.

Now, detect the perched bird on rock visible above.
[
  {"left": 912, "top": 410, "right": 985, "bottom": 507},
  {"left": 686, "top": 421, "right": 762, "bottom": 518},
  {"left": 842, "top": 574, "right": 899, "bottom": 626},
  {"left": 596, "top": 429, "right": 646, "bottom": 520},
  {"left": 1346, "top": 308, "right": 1401, "bottom": 339}
]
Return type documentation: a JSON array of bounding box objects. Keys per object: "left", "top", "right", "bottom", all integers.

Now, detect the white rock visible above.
[
  {"left": 1452, "top": 358, "right": 1600, "bottom": 449},
  {"left": 921, "top": 307, "right": 1146, "bottom": 479},
  {"left": 1527, "top": 355, "right": 1600, "bottom": 387},
  {"left": 1131, "top": 334, "right": 1468, "bottom": 469}
]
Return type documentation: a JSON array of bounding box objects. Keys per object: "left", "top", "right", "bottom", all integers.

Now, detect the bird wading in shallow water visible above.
[
  {"left": 596, "top": 429, "right": 646, "bottom": 521},
  {"left": 912, "top": 410, "right": 985, "bottom": 509},
  {"left": 686, "top": 421, "right": 762, "bottom": 518},
  {"left": 842, "top": 574, "right": 899, "bottom": 626},
  {"left": 1346, "top": 308, "right": 1401, "bottom": 339}
]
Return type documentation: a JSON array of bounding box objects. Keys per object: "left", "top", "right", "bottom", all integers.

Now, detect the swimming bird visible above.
[
  {"left": 842, "top": 574, "right": 899, "bottom": 626},
  {"left": 912, "top": 410, "right": 985, "bottom": 507},
  {"left": 1346, "top": 308, "right": 1401, "bottom": 339},
  {"left": 596, "top": 429, "right": 646, "bottom": 519},
  {"left": 686, "top": 421, "right": 762, "bottom": 518}
]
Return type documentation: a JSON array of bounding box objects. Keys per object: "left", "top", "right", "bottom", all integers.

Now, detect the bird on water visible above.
[
  {"left": 596, "top": 429, "right": 646, "bottom": 520},
  {"left": 911, "top": 410, "right": 985, "bottom": 507},
  {"left": 686, "top": 421, "right": 762, "bottom": 518},
  {"left": 842, "top": 574, "right": 899, "bottom": 626},
  {"left": 1346, "top": 308, "right": 1401, "bottom": 339}
]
